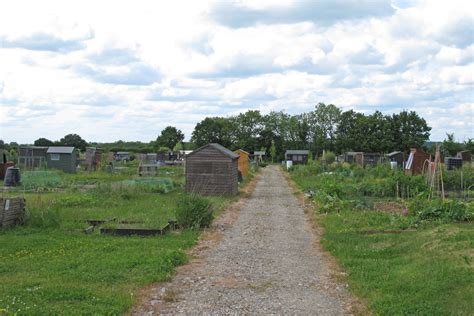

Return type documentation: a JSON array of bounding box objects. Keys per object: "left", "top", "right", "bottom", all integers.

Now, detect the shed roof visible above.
[
  {"left": 234, "top": 149, "right": 250, "bottom": 155},
  {"left": 116, "top": 151, "right": 130, "bottom": 155},
  {"left": 387, "top": 151, "right": 402, "bottom": 156},
  {"left": 188, "top": 143, "right": 239, "bottom": 159},
  {"left": 285, "top": 150, "right": 310, "bottom": 155},
  {"left": 47, "top": 146, "right": 75, "bottom": 154},
  {"left": 20, "top": 146, "right": 48, "bottom": 150},
  {"left": 253, "top": 151, "right": 266, "bottom": 155}
]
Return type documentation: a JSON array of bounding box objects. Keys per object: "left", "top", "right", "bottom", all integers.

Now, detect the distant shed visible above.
[
  {"left": 185, "top": 143, "right": 239, "bottom": 196},
  {"left": 47, "top": 147, "right": 77, "bottom": 173},
  {"left": 252, "top": 150, "right": 266, "bottom": 162},
  {"left": 285, "top": 150, "right": 310, "bottom": 165},
  {"left": 456, "top": 150, "right": 471, "bottom": 163},
  {"left": 405, "top": 148, "right": 430, "bottom": 175},
  {"left": 344, "top": 152, "right": 364, "bottom": 166},
  {"left": 386, "top": 151, "right": 404, "bottom": 166},
  {"left": 234, "top": 149, "right": 250, "bottom": 177},
  {"left": 18, "top": 146, "right": 48, "bottom": 169}
]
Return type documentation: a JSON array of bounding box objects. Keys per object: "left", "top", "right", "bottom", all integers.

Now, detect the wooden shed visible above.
[
  {"left": 285, "top": 150, "right": 310, "bottom": 165},
  {"left": 234, "top": 149, "right": 250, "bottom": 177},
  {"left": 344, "top": 152, "right": 364, "bottom": 166},
  {"left": 185, "top": 143, "right": 239, "bottom": 196},
  {"left": 18, "top": 146, "right": 48, "bottom": 169},
  {"left": 456, "top": 150, "right": 471, "bottom": 163},
  {"left": 386, "top": 151, "right": 404, "bottom": 166},
  {"left": 405, "top": 148, "right": 430, "bottom": 175},
  {"left": 47, "top": 147, "right": 77, "bottom": 173}
]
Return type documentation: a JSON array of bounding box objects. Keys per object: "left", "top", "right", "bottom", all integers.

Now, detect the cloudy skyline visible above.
[{"left": 0, "top": 0, "right": 473, "bottom": 144}]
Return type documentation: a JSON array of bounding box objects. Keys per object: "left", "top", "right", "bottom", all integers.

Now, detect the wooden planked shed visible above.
[
  {"left": 405, "top": 148, "right": 430, "bottom": 175},
  {"left": 234, "top": 149, "right": 250, "bottom": 177},
  {"left": 185, "top": 143, "right": 239, "bottom": 196},
  {"left": 47, "top": 146, "right": 78, "bottom": 173}
]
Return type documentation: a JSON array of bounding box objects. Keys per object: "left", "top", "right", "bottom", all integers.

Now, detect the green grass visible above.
[
  {"left": 0, "top": 165, "right": 233, "bottom": 314},
  {"left": 289, "top": 162, "right": 474, "bottom": 315},
  {"left": 320, "top": 211, "right": 474, "bottom": 315},
  {"left": 0, "top": 228, "right": 198, "bottom": 314}
]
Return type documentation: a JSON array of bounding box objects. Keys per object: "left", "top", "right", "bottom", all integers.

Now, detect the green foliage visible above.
[
  {"left": 59, "top": 133, "right": 88, "bottom": 152},
  {"left": 156, "top": 126, "right": 185, "bottom": 150},
  {"left": 21, "top": 170, "right": 63, "bottom": 189},
  {"left": 319, "top": 211, "right": 474, "bottom": 315},
  {"left": 321, "top": 151, "right": 336, "bottom": 164},
  {"left": 190, "top": 105, "right": 431, "bottom": 158},
  {"left": 442, "top": 133, "right": 464, "bottom": 157},
  {"left": 120, "top": 178, "right": 175, "bottom": 193},
  {"left": 34, "top": 137, "right": 54, "bottom": 146},
  {"left": 290, "top": 161, "right": 474, "bottom": 315},
  {"left": 175, "top": 195, "right": 213, "bottom": 229},
  {"left": 409, "top": 198, "right": 474, "bottom": 222}
]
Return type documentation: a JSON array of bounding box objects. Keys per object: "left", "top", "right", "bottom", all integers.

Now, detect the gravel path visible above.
[{"left": 133, "top": 166, "right": 353, "bottom": 315}]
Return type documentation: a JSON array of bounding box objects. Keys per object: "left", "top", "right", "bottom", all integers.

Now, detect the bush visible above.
[
  {"left": 175, "top": 195, "right": 213, "bottom": 229},
  {"left": 409, "top": 198, "right": 474, "bottom": 222}
]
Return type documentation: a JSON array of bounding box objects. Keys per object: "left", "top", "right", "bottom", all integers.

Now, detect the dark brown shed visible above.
[{"left": 185, "top": 143, "right": 239, "bottom": 196}]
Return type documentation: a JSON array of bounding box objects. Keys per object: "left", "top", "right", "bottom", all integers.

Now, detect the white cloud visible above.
[{"left": 0, "top": 0, "right": 473, "bottom": 143}]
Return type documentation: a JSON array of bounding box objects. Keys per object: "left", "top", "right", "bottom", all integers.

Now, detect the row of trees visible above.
[
  {"left": 190, "top": 103, "right": 432, "bottom": 159},
  {"left": 3, "top": 103, "right": 472, "bottom": 160}
]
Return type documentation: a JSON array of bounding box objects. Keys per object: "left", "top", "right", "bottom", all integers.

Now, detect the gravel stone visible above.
[{"left": 133, "top": 166, "right": 353, "bottom": 315}]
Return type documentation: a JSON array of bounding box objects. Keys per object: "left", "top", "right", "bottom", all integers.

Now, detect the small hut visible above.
[
  {"left": 386, "top": 151, "right": 404, "bottom": 166},
  {"left": 285, "top": 150, "right": 310, "bottom": 165},
  {"left": 234, "top": 149, "right": 250, "bottom": 177},
  {"left": 405, "top": 148, "right": 430, "bottom": 175},
  {"left": 115, "top": 152, "right": 130, "bottom": 161},
  {"left": 252, "top": 150, "right": 266, "bottom": 163},
  {"left": 363, "top": 153, "right": 381, "bottom": 167},
  {"left": 456, "top": 150, "right": 471, "bottom": 163},
  {"left": 85, "top": 147, "right": 102, "bottom": 171},
  {"left": 18, "top": 146, "right": 48, "bottom": 169},
  {"left": 185, "top": 143, "right": 239, "bottom": 196},
  {"left": 47, "top": 147, "right": 77, "bottom": 173},
  {"left": 344, "top": 152, "right": 364, "bottom": 166}
]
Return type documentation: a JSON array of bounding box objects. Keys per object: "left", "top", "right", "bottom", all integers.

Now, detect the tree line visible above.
[
  {"left": 2, "top": 103, "right": 473, "bottom": 160},
  {"left": 190, "top": 103, "right": 433, "bottom": 160}
]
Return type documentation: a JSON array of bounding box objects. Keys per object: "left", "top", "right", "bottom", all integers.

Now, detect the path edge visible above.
[
  {"left": 281, "top": 166, "right": 372, "bottom": 316},
  {"left": 129, "top": 170, "right": 263, "bottom": 314}
]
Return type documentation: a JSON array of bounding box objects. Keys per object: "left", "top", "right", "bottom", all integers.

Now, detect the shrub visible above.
[
  {"left": 175, "top": 195, "right": 213, "bottom": 229},
  {"left": 409, "top": 198, "right": 474, "bottom": 222}
]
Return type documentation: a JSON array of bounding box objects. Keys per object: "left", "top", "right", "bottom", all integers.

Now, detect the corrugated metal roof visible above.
[
  {"left": 47, "top": 146, "right": 75, "bottom": 154},
  {"left": 387, "top": 151, "right": 402, "bottom": 156},
  {"left": 285, "top": 150, "right": 310, "bottom": 155},
  {"left": 188, "top": 143, "right": 239, "bottom": 159}
]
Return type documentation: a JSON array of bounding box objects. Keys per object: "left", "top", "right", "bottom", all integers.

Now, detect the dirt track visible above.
[{"left": 133, "top": 165, "right": 353, "bottom": 315}]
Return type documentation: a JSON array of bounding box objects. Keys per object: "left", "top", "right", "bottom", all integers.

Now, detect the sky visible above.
[{"left": 0, "top": 0, "right": 473, "bottom": 144}]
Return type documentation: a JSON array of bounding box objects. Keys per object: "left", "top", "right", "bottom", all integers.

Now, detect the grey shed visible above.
[
  {"left": 285, "top": 150, "right": 310, "bottom": 165},
  {"left": 185, "top": 143, "right": 239, "bottom": 196},
  {"left": 47, "top": 147, "right": 77, "bottom": 173}
]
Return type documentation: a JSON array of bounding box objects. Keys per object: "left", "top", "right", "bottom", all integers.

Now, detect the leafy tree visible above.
[
  {"left": 0, "top": 140, "right": 5, "bottom": 150},
  {"left": 191, "top": 117, "right": 233, "bottom": 148},
  {"left": 391, "top": 111, "right": 431, "bottom": 152},
  {"left": 442, "top": 133, "right": 463, "bottom": 156},
  {"left": 309, "top": 103, "right": 341, "bottom": 154},
  {"left": 270, "top": 140, "right": 277, "bottom": 163},
  {"left": 464, "top": 139, "right": 474, "bottom": 154},
  {"left": 59, "top": 134, "right": 88, "bottom": 152},
  {"left": 34, "top": 138, "right": 54, "bottom": 147},
  {"left": 231, "top": 110, "right": 264, "bottom": 150},
  {"left": 156, "top": 126, "right": 185, "bottom": 151}
]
